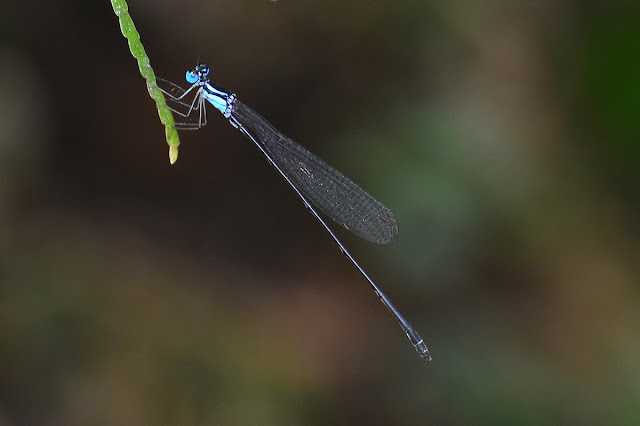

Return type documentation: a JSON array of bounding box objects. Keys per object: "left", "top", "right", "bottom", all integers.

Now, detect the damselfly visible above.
[{"left": 157, "top": 64, "right": 431, "bottom": 362}]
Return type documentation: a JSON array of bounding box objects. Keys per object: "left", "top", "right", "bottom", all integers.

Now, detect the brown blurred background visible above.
[{"left": 1, "top": 0, "right": 639, "bottom": 424}]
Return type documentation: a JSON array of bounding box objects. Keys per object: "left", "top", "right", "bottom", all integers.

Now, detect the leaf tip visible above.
[{"left": 169, "top": 145, "right": 179, "bottom": 164}]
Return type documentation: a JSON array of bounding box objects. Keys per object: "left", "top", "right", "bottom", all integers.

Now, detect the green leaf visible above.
[{"left": 110, "top": 0, "right": 181, "bottom": 164}]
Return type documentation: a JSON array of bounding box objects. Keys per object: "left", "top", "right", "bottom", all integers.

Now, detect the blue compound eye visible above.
[
  {"left": 200, "top": 66, "right": 210, "bottom": 76},
  {"left": 186, "top": 70, "right": 198, "bottom": 84}
]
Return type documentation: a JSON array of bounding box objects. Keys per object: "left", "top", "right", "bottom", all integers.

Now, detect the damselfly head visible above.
[{"left": 186, "top": 64, "right": 210, "bottom": 84}]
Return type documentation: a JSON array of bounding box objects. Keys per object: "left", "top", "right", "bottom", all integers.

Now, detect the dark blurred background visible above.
[{"left": 1, "top": 0, "right": 639, "bottom": 424}]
